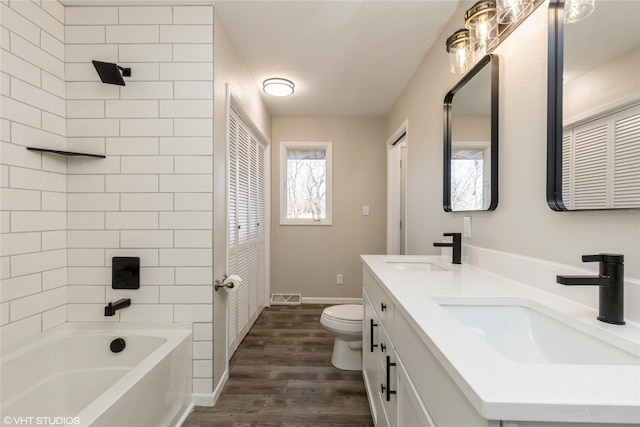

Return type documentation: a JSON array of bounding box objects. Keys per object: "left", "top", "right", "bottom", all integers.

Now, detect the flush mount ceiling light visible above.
[
  {"left": 563, "top": 0, "right": 595, "bottom": 23},
  {"left": 92, "top": 60, "right": 131, "bottom": 86},
  {"left": 263, "top": 78, "right": 295, "bottom": 97}
]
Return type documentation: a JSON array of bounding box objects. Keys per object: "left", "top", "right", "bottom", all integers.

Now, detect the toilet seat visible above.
[
  {"left": 320, "top": 304, "right": 363, "bottom": 334},
  {"left": 322, "top": 304, "right": 362, "bottom": 323}
]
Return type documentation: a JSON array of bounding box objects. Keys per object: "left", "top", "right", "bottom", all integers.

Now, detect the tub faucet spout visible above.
[
  {"left": 105, "top": 298, "right": 131, "bottom": 316},
  {"left": 556, "top": 254, "right": 625, "bottom": 325}
]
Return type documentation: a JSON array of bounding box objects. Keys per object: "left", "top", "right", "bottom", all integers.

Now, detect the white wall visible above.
[
  {"left": 212, "top": 11, "right": 271, "bottom": 393},
  {"left": 1, "top": 0, "right": 68, "bottom": 346},
  {"left": 270, "top": 116, "right": 387, "bottom": 299},
  {"left": 564, "top": 47, "right": 640, "bottom": 122},
  {"left": 63, "top": 4, "right": 214, "bottom": 395},
  {"left": 387, "top": 1, "right": 640, "bottom": 279}
]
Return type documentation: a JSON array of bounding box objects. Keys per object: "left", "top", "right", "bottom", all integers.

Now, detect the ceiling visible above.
[{"left": 214, "top": 1, "right": 461, "bottom": 117}]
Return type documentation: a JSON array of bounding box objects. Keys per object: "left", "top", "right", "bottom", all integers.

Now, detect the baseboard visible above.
[
  {"left": 301, "top": 297, "right": 362, "bottom": 304},
  {"left": 192, "top": 393, "right": 215, "bottom": 407},
  {"left": 191, "top": 364, "right": 230, "bottom": 407}
]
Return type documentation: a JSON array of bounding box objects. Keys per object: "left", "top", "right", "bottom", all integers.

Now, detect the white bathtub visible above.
[{"left": 1, "top": 323, "right": 192, "bottom": 427}]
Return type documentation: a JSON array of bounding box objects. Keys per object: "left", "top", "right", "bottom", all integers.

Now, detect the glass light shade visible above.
[
  {"left": 263, "top": 78, "right": 295, "bottom": 96},
  {"left": 465, "top": 1, "right": 499, "bottom": 52},
  {"left": 446, "top": 29, "right": 474, "bottom": 74},
  {"left": 564, "top": 0, "right": 595, "bottom": 23},
  {"left": 497, "top": 0, "right": 534, "bottom": 24}
]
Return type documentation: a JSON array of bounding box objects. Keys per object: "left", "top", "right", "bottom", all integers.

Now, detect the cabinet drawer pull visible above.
[
  {"left": 380, "top": 342, "right": 386, "bottom": 353},
  {"left": 370, "top": 318, "right": 378, "bottom": 352},
  {"left": 385, "top": 355, "right": 397, "bottom": 402},
  {"left": 381, "top": 302, "right": 387, "bottom": 312}
]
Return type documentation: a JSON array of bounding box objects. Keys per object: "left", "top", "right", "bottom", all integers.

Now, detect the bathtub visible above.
[{"left": 1, "top": 323, "right": 192, "bottom": 427}]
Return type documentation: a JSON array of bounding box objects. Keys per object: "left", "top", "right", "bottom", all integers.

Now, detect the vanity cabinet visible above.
[{"left": 362, "top": 266, "right": 498, "bottom": 427}]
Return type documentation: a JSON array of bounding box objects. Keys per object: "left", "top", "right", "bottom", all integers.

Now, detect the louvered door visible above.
[
  {"left": 564, "top": 103, "right": 640, "bottom": 209},
  {"left": 228, "top": 107, "right": 267, "bottom": 357},
  {"left": 573, "top": 117, "right": 609, "bottom": 209},
  {"left": 613, "top": 104, "right": 640, "bottom": 208}
]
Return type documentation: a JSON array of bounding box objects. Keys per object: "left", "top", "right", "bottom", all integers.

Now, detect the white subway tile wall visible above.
[
  {"left": 1, "top": 1, "right": 68, "bottom": 343},
  {"left": 1, "top": 3, "right": 214, "bottom": 395},
  {"left": 65, "top": 4, "right": 214, "bottom": 394}
]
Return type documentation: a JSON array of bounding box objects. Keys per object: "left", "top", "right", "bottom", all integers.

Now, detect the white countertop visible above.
[{"left": 361, "top": 254, "right": 640, "bottom": 424}]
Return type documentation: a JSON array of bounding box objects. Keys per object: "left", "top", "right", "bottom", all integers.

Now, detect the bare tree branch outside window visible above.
[
  {"left": 451, "top": 158, "right": 484, "bottom": 210},
  {"left": 286, "top": 154, "right": 326, "bottom": 220}
]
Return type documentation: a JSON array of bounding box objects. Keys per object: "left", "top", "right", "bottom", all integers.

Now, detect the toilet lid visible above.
[{"left": 323, "top": 304, "right": 363, "bottom": 322}]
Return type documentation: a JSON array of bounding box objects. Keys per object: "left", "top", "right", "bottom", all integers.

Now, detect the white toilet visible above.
[{"left": 320, "top": 304, "right": 363, "bottom": 371}]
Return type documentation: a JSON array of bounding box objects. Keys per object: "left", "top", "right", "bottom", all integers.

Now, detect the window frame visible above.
[{"left": 279, "top": 141, "right": 333, "bottom": 226}]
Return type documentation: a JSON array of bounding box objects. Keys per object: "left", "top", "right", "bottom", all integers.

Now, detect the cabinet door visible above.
[
  {"left": 363, "top": 289, "right": 381, "bottom": 425},
  {"left": 377, "top": 326, "right": 398, "bottom": 426},
  {"left": 395, "top": 310, "right": 496, "bottom": 427},
  {"left": 397, "top": 359, "right": 436, "bottom": 427}
]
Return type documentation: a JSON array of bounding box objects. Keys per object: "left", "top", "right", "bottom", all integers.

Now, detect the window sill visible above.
[{"left": 279, "top": 219, "right": 332, "bottom": 226}]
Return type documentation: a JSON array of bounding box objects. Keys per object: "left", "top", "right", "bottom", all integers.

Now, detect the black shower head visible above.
[{"left": 92, "top": 60, "right": 131, "bottom": 86}]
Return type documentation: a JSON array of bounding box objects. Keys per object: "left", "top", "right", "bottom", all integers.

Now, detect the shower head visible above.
[{"left": 92, "top": 60, "right": 131, "bottom": 86}]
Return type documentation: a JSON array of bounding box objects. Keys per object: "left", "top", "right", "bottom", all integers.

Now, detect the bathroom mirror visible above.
[
  {"left": 443, "top": 54, "right": 498, "bottom": 212},
  {"left": 547, "top": 0, "right": 640, "bottom": 210}
]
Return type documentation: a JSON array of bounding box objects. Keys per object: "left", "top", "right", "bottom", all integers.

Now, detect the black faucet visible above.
[
  {"left": 104, "top": 298, "right": 131, "bottom": 317},
  {"left": 433, "top": 232, "right": 462, "bottom": 264},
  {"left": 556, "top": 254, "right": 625, "bottom": 325}
]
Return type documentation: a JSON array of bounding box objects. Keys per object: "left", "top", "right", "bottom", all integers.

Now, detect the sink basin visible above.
[
  {"left": 439, "top": 301, "right": 639, "bottom": 365},
  {"left": 385, "top": 262, "right": 447, "bottom": 271}
]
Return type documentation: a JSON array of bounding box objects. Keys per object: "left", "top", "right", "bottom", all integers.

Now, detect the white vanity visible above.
[{"left": 361, "top": 253, "right": 640, "bottom": 427}]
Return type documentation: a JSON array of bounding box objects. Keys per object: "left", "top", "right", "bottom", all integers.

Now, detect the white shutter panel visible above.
[
  {"left": 227, "top": 107, "right": 267, "bottom": 358},
  {"left": 227, "top": 110, "right": 239, "bottom": 354},
  {"left": 613, "top": 105, "right": 640, "bottom": 208},
  {"left": 562, "top": 129, "right": 573, "bottom": 209},
  {"left": 573, "top": 118, "right": 609, "bottom": 209},
  {"left": 257, "top": 143, "right": 266, "bottom": 308}
]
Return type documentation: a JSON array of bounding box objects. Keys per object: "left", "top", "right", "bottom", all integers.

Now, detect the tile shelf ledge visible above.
[{"left": 26, "top": 147, "right": 106, "bottom": 159}]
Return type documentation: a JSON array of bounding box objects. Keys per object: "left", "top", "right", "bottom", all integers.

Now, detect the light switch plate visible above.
[{"left": 362, "top": 205, "right": 370, "bottom": 216}]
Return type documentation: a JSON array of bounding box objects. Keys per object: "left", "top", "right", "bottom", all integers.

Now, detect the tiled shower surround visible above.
[{"left": 1, "top": 2, "right": 215, "bottom": 396}]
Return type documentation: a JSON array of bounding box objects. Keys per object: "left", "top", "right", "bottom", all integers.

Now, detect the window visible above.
[
  {"left": 451, "top": 147, "right": 489, "bottom": 211},
  {"left": 280, "top": 142, "right": 332, "bottom": 225}
]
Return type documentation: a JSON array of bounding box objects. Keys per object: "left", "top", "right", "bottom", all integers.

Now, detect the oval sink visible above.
[
  {"left": 386, "top": 262, "right": 447, "bottom": 271},
  {"left": 439, "top": 302, "right": 639, "bottom": 365}
]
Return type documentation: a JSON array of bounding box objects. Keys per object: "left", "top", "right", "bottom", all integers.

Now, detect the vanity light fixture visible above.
[
  {"left": 263, "top": 78, "right": 295, "bottom": 97},
  {"left": 446, "top": 29, "right": 474, "bottom": 74},
  {"left": 465, "top": 1, "right": 499, "bottom": 55},
  {"left": 496, "top": 0, "right": 534, "bottom": 24},
  {"left": 92, "top": 60, "right": 131, "bottom": 86},
  {"left": 563, "top": 0, "right": 595, "bottom": 23},
  {"left": 446, "top": 0, "right": 542, "bottom": 74}
]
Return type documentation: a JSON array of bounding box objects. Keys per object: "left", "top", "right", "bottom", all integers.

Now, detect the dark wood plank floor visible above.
[{"left": 182, "top": 304, "right": 374, "bottom": 427}]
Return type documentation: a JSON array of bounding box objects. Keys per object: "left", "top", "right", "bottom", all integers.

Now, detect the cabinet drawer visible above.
[{"left": 363, "top": 267, "right": 395, "bottom": 335}]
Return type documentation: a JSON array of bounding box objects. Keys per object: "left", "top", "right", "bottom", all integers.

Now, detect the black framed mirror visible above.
[
  {"left": 443, "top": 54, "right": 499, "bottom": 212},
  {"left": 547, "top": 0, "right": 640, "bottom": 211}
]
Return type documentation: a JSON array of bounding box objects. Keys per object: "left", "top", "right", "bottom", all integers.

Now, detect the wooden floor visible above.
[{"left": 182, "top": 304, "right": 374, "bottom": 427}]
